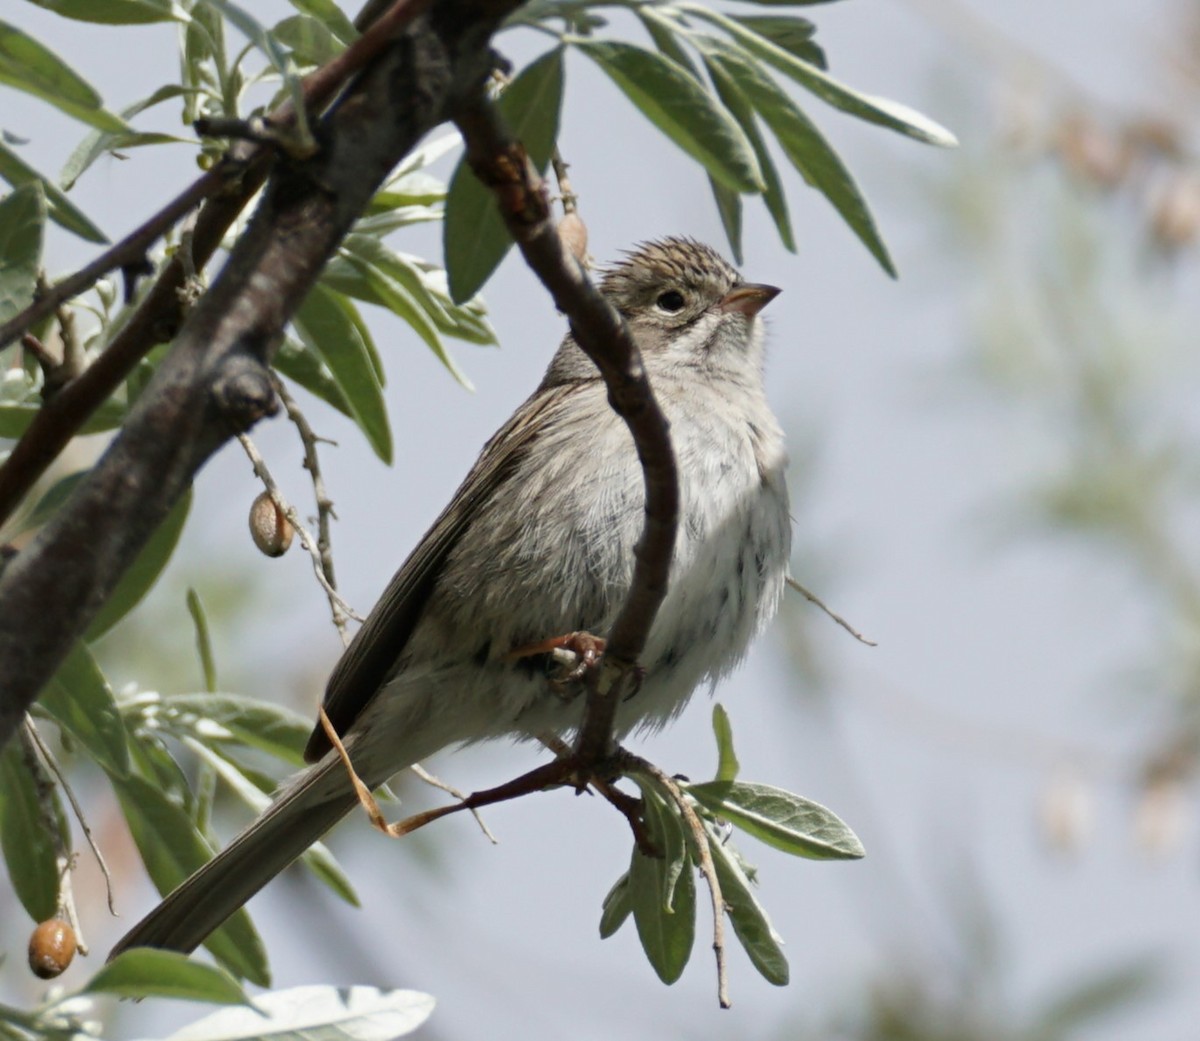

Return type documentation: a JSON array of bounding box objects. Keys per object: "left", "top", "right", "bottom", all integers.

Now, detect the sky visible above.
[{"left": 3, "top": 2, "right": 1199, "bottom": 1040}]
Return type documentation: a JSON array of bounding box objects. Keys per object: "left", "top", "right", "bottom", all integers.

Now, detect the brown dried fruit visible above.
[
  {"left": 249, "top": 491, "right": 294, "bottom": 557},
  {"left": 28, "top": 918, "right": 76, "bottom": 979}
]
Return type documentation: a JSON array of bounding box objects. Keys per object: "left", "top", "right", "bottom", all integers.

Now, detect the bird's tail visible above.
[{"left": 110, "top": 756, "right": 360, "bottom": 959}]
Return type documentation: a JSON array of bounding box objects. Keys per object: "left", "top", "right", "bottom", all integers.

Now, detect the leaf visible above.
[
  {"left": 285, "top": 0, "right": 358, "bottom": 44},
  {"left": 444, "top": 46, "right": 564, "bottom": 303},
  {"left": 113, "top": 774, "right": 269, "bottom": 984},
  {"left": 15, "top": 469, "right": 88, "bottom": 535},
  {"left": 709, "top": 177, "right": 742, "bottom": 264},
  {"left": 273, "top": 15, "right": 342, "bottom": 67},
  {"left": 680, "top": 4, "right": 957, "bottom": 147},
  {"left": 161, "top": 693, "right": 312, "bottom": 766},
  {"left": 702, "top": 42, "right": 893, "bottom": 274},
  {"left": 160, "top": 986, "right": 435, "bottom": 1041},
  {"left": 1034, "top": 957, "right": 1163, "bottom": 1035},
  {"left": 599, "top": 871, "right": 632, "bottom": 939},
  {"left": 293, "top": 283, "right": 392, "bottom": 463},
  {"left": 706, "top": 831, "right": 789, "bottom": 985},
  {"left": 0, "top": 739, "right": 61, "bottom": 922},
  {"left": 87, "top": 487, "right": 191, "bottom": 640},
  {"left": 733, "top": 15, "right": 825, "bottom": 68},
  {"left": 574, "top": 40, "right": 762, "bottom": 194},
  {"left": 41, "top": 642, "right": 131, "bottom": 778},
  {"left": 628, "top": 785, "right": 695, "bottom": 984},
  {"left": 711, "top": 704, "right": 740, "bottom": 782},
  {"left": 60, "top": 83, "right": 194, "bottom": 190},
  {"left": 0, "top": 397, "right": 125, "bottom": 438},
  {"left": 0, "top": 20, "right": 127, "bottom": 131},
  {"left": 86, "top": 949, "right": 251, "bottom": 1005},
  {"left": 701, "top": 47, "right": 795, "bottom": 253},
  {"left": 686, "top": 779, "right": 864, "bottom": 860},
  {"left": 0, "top": 182, "right": 44, "bottom": 326},
  {"left": 187, "top": 588, "right": 218, "bottom": 693},
  {"left": 21, "top": 0, "right": 184, "bottom": 25},
  {"left": 0, "top": 139, "right": 107, "bottom": 243},
  {"left": 273, "top": 337, "right": 354, "bottom": 419}
]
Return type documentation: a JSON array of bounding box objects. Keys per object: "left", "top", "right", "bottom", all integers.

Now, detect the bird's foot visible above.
[{"left": 504, "top": 630, "right": 607, "bottom": 689}]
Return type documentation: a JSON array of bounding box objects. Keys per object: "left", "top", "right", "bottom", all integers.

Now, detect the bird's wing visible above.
[{"left": 303, "top": 382, "right": 577, "bottom": 762}]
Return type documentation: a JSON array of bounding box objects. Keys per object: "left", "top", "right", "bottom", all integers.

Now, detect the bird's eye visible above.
[{"left": 656, "top": 289, "right": 686, "bottom": 313}]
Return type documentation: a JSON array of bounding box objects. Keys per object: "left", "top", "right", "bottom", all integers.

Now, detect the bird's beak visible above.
[{"left": 719, "top": 283, "right": 781, "bottom": 317}]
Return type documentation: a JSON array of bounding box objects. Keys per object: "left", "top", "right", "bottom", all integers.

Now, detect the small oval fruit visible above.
[
  {"left": 28, "top": 918, "right": 77, "bottom": 979},
  {"left": 249, "top": 491, "right": 294, "bottom": 557}
]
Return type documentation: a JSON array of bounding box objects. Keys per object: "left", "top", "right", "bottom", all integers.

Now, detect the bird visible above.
[{"left": 111, "top": 236, "right": 792, "bottom": 959}]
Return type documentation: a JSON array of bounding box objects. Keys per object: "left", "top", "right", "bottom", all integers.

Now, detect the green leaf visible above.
[
  {"left": 160, "top": 986, "right": 435, "bottom": 1041},
  {"left": 113, "top": 773, "right": 269, "bottom": 984},
  {"left": 706, "top": 830, "right": 789, "bottom": 985},
  {"left": 0, "top": 20, "right": 128, "bottom": 131},
  {"left": 1034, "top": 957, "right": 1163, "bottom": 1035},
  {"left": 710, "top": 178, "right": 743, "bottom": 265},
  {"left": 293, "top": 283, "right": 392, "bottom": 463},
  {"left": 0, "top": 397, "right": 125, "bottom": 438},
  {"left": 679, "top": 4, "right": 957, "bottom": 147},
  {"left": 187, "top": 588, "right": 218, "bottom": 693},
  {"left": 85, "top": 949, "right": 251, "bottom": 1004},
  {"left": 273, "top": 14, "right": 342, "bottom": 67},
  {"left": 87, "top": 487, "right": 191, "bottom": 640},
  {"left": 686, "top": 779, "right": 864, "bottom": 860},
  {"left": 41, "top": 642, "right": 131, "bottom": 778},
  {"left": 703, "top": 42, "right": 892, "bottom": 274},
  {"left": 733, "top": 15, "right": 825, "bottom": 68},
  {"left": 0, "top": 139, "right": 107, "bottom": 243},
  {"left": 0, "top": 738, "right": 61, "bottom": 922},
  {"left": 15, "top": 469, "right": 88, "bottom": 535},
  {"left": 599, "top": 871, "right": 632, "bottom": 939},
  {"left": 61, "top": 84, "right": 194, "bottom": 190},
  {"left": 444, "top": 46, "right": 564, "bottom": 303},
  {"left": 702, "top": 48, "right": 795, "bottom": 253},
  {"left": 286, "top": 0, "right": 358, "bottom": 44},
  {"left": 711, "top": 704, "right": 740, "bottom": 782},
  {"left": 0, "top": 182, "right": 44, "bottom": 326},
  {"left": 21, "top": 0, "right": 184, "bottom": 25},
  {"left": 574, "top": 40, "right": 762, "bottom": 194},
  {"left": 273, "top": 336, "right": 354, "bottom": 419},
  {"left": 161, "top": 693, "right": 311, "bottom": 766},
  {"left": 628, "top": 786, "right": 695, "bottom": 984}
]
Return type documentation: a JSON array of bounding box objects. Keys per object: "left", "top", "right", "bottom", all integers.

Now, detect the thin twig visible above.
[
  {"left": 619, "top": 750, "right": 730, "bottom": 1009},
  {"left": 237, "top": 434, "right": 363, "bottom": 632},
  {"left": 550, "top": 149, "right": 578, "bottom": 214},
  {"left": 786, "top": 576, "right": 877, "bottom": 646},
  {"left": 270, "top": 378, "right": 350, "bottom": 643},
  {"left": 409, "top": 764, "right": 499, "bottom": 844},
  {"left": 23, "top": 719, "right": 117, "bottom": 919}
]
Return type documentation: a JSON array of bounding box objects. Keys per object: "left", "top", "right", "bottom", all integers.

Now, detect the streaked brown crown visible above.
[{"left": 599, "top": 237, "right": 739, "bottom": 310}]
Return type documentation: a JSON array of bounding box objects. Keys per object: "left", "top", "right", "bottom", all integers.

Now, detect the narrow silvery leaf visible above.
[
  {"left": 0, "top": 140, "right": 107, "bottom": 243},
  {"left": 21, "top": 0, "right": 183, "bottom": 25},
  {"left": 703, "top": 43, "right": 894, "bottom": 275},
  {"left": 599, "top": 871, "right": 632, "bottom": 939},
  {"left": 445, "top": 47, "right": 564, "bottom": 303},
  {"left": 0, "top": 20, "right": 128, "bottom": 131},
  {"left": 710, "top": 703, "right": 740, "bottom": 782},
  {"left": 687, "top": 779, "right": 865, "bottom": 860},
  {"left": 706, "top": 830, "right": 789, "bottom": 986},
  {"left": 86, "top": 949, "right": 250, "bottom": 1005},
  {"left": 628, "top": 785, "right": 695, "bottom": 983},
  {"left": 0, "top": 182, "right": 44, "bottom": 325},
  {"left": 157, "top": 986, "right": 435, "bottom": 1041},
  {"left": 41, "top": 642, "right": 131, "bottom": 778},
  {"left": 0, "top": 739, "right": 61, "bottom": 922},
  {"left": 680, "top": 4, "right": 957, "bottom": 147},
  {"left": 87, "top": 489, "right": 192, "bottom": 639},
  {"left": 575, "top": 40, "right": 763, "bottom": 193}
]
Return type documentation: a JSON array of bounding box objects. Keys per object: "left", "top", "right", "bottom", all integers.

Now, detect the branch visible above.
[
  {"left": 0, "top": 0, "right": 437, "bottom": 529},
  {"left": 0, "top": 0, "right": 518, "bottom": 751},
  {"left": 452, "top": 94, "right": 680, "bottom": 767}
]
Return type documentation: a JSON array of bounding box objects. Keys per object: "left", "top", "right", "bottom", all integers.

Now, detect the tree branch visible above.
[
  {"left": 0, "top": 1, "right": 517, "bottom": 751},
  {"left": 453, "top": 94, "right": 680, "bottom": 766},
  {"left": 0, "top": 0, "right": 438, "bottom": 528}
]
